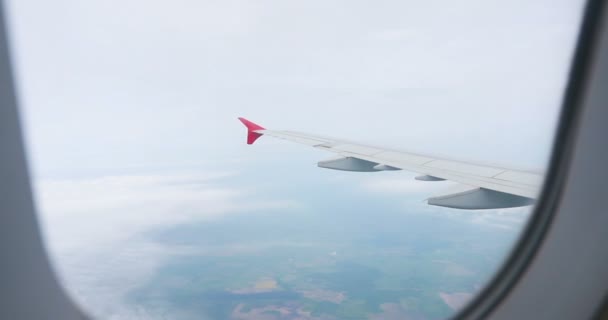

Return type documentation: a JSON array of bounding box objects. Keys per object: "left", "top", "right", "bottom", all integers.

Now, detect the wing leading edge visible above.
[{"left": 238, "top": 117, "right": 541, "bottom": 210}]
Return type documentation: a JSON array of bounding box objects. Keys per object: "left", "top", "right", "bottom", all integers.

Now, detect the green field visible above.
[{"left": 128, "top": 203, "right": 519, "bottom": 319}]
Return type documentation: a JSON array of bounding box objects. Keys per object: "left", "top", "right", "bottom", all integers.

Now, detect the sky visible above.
[
  {"left": 3, "top": 0, "right": 586, "bottom": 319},
  {"left": 6, "top": 0, "right": 584, "bottom": 178}
]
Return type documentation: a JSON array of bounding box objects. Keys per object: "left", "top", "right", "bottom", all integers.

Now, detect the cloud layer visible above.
[{"left": 33, "top": 172, "right": 294, "bottom": 319}]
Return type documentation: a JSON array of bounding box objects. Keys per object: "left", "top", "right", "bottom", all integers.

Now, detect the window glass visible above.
[{"left": 8, "top": 1, "right": 584, "bottom": 319}]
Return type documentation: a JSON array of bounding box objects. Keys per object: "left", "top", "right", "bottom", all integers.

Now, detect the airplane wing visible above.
[{"left": 238, "top": 117, "right": 542, "bottom": 210}]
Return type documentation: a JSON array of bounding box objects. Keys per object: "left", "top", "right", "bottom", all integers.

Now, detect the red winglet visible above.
[{"left": 238, "top": 117, "right": 265, "bottom": 145}]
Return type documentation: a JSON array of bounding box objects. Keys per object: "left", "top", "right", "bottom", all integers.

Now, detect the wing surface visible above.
[{"left": 238, "top": 117, "right": 542, "bottom": 209}]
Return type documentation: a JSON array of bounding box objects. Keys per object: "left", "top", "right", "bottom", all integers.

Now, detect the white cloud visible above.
[
  {"left": 359, "top": 174, "right": 458, "bottom": 196},
  {"left": 420, "top": 202, "right": 532, "bottom": 231},
  {"left": 37, "top": 173, "right": 230, "bottom": 249},
  {"left": 33, "top": 172, "right": 296, "bottom": 320},
  {"left": 467, "top": 207, "right": 532, "bottom": 231}
]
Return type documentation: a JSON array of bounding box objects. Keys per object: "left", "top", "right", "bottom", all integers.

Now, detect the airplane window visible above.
[{"left": 7, "top": 0, "right": 585, "bottom": 319}]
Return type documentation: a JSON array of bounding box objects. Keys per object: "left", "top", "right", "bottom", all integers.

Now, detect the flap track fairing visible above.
[{"left": 427, "top": 187, "right": 535, "bottom": 209}]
